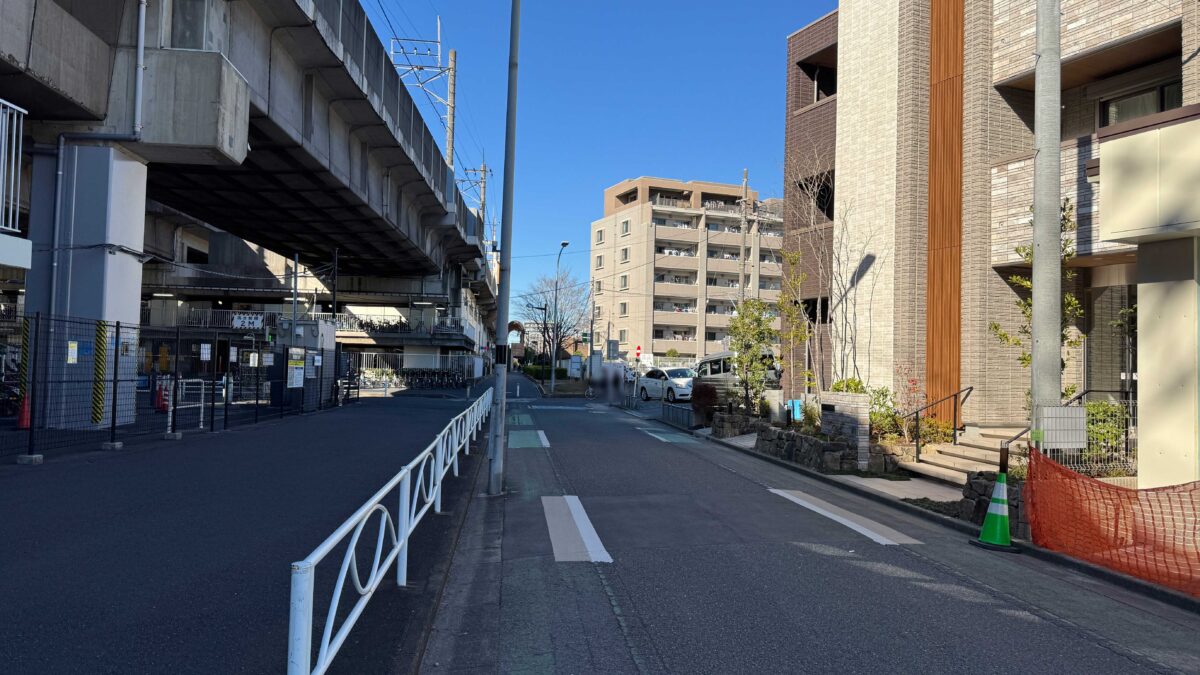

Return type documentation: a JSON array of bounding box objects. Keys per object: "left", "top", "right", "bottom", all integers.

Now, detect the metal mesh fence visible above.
[{"left": 0, "top": 314, "right": 354, "bottom": 460}]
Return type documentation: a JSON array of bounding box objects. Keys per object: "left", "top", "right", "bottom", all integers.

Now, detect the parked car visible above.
[
  {"left": 693, "top": 349, "right": 781, "bottom": 402},
  {"left": 637, "top": 367, "right": 696, "bottom": 402}
]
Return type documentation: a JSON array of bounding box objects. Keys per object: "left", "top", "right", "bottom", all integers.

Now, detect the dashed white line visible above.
[
  {"left": 542, "top": 495, "right": 613, "bottom": 563},
  {"left": 537, "top": 430, "right": 550, "bottom": 447}
]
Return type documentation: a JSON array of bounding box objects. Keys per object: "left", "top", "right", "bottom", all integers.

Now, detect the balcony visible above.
[
  {"left": 656, "top": 225, "right": 701, "bottom": 243},
  {"left": 706, "top": 230, "right": 745, "bottom": 247},
  {"left": 651, "top": 196, "right": 697, "bottom": 211},
  {"left": 705, "top": 285, "right": 741, "bottom": 301},
  {"left": 654, "top": 310, "right": 697, "bottom": 325},
  {"left": 704, "top": 202, "right": 742, "bottom": 215},
  {"left": 758, "top": 261, "right": 783, "bottom": 276},
  {"left": 656, "top": 255, "right": 699, "bottom": 272},
  {"left": 655, "top": 281, "right": 700, "bottom": 296},
  {"left": 705, "top": 313, "right": 732, "bottom": 328},
  {"left": 706, "top": 257, "right": 742, "bottom": 274},
  {"left": 758, "top": 288, "right": 782, "bottom": 302},
  {"left": 759, "top": 232, "right": 784, "bottom": 249},
  {"left": 704, "top": 340, "right": 728, "bottom": 355},
  {"left": 653, "top": 339, "right": 699, "bottom": 355}
]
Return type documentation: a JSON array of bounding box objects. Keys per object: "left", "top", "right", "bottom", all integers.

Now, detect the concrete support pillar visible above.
[{"left": 1136, "top": 239, "right": 1200, "bottom": 489}]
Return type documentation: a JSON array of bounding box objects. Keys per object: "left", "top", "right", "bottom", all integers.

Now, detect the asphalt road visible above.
[
  {"left": 424, "top": 399, "right": 1200, "bottom": 674},
  {"left": 0, "top": 379, "right": 525, "bottom": 674}
]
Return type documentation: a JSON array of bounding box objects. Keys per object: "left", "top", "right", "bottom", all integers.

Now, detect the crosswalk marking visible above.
[{"left": 770, "top": 489, "right": 923, "bottom": 546}]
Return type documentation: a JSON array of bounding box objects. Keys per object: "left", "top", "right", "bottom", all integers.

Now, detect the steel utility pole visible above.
[
  {"left": 1030, "top": 0, "right": 1062, "bottom": 452},
  {"left": 550, "top": 241, "right": 568, "bottom": 394},
  {"left": 445, "top": 49, "right": 457, "bottom": 169},
  {"left": 488, "top": 0, "right": 521, "bottom": 496},
  {"left": 739, "top": 168, "right": 749, "bottom": 305}
]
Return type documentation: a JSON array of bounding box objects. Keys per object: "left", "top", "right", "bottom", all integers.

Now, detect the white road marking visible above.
[
  {"left": 541, "top": 496, "right": 613, "bottom": 563},
  {"left": 769, "top": 489, "right": 922, "bottom": 546},
  {"left": 537, "top": 430, "right": 550, "bottom": 447}
]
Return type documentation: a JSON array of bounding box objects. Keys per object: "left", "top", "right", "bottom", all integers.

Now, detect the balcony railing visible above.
[
  {"left": 654, "top": 306, "right": 698, "bottom": 313},
  {"left": 656, "top": 249, "right": 697, "bottom": 257},
  {"left": 651, "top": 196, "right": 693, "bottom": 208},
  {"left": 152, "top": 309, "right": 467, "bottom": 336},
  {"left": 704, "top": 202, "right": 741, "bottom": 213},
  {"left": 0, "top": 98, "right": 27, "bottom": 234}
]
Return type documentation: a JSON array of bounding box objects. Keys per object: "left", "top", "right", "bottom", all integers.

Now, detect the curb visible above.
[{"left": 693, "top": 428, "right": 1200, "bottom": 615}]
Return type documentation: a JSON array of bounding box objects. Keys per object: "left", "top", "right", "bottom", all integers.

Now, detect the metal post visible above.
[
  {"left": 317, "top": 349, "right": 324, "bottom": 411},
  {"left": 209, "top": 359, "right": 217, "bottom": 432},
  {"left": 286, "top": 561, "right": 315, "bottom": 675},
  {"left": 109, "top": 321, "right": 120, "bottom": 445},
  {"left": 26, "top": 313, "right": 40, "bottom": 457},
  {"left": 223, "top": 338, "right": 231, "bottom": 430},
  {"left": 397, "top": 472, "right": 411, "bottom": 586},
  {"left": 487, "top": 0, "right": 522, "bottom": 496},
  {"left": 446, "top": 49, "right": 457, "bottom": 170},
  {"left": 915, "top": 414, "right": 922, "bottom": 462},
  {"left": 254, "top": 350, "right": 260, "bottom": 424},
  {"left": 952, "top": 394, "right": 959, "bottom": 445},
  {"left": 550, "top": 242, "right": 568, "bottom": 395},
  {"left": 171, "top": 326, "right": 181, "bottom": 434},
  {"left": 1031, "top": 0, "right": 1063, "bottom": 422}
]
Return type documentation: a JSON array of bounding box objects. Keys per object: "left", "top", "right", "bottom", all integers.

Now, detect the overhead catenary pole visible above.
[
  {"left": 1030, "top": 0, "right": 1062, "bottom": 459},
  {"left": 488, "top": 0, "right": 521, "bottom": 496},
  {"left": 446, "top": 49, "right": 457, "bottom": 170}
]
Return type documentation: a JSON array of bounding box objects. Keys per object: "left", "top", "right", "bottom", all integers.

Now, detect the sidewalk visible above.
[{"left": 421, "top": 400, "right": 1200, "bottom": 673}]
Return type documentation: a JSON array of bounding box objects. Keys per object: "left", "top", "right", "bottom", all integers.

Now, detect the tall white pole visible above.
[
  {"left": 550, "top": 243, "right": 566, "bottom": 394},
  {"left": 1030, "top": 0, "right": 1062, "bottom": 456},
  {"left": 487, "top": 0, "right": 521, "bottom": 496},
  {"left": 446, "top": 49, "right": 457, "bottom": 170}
]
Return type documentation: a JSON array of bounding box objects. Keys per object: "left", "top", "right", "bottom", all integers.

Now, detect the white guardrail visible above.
[{"left": 286, "top": 387, "right": 494, "bottom": 675}]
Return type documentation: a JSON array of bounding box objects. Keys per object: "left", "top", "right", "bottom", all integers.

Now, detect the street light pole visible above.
[
  {"left": 488, "top": 0, "right": 521, "bottom": 496},
  {"left": 533, "top": 304, "right": 547, "bottom": 387},
  {"left": 550, "top": 240, "right": 568, "bottom": 394}
]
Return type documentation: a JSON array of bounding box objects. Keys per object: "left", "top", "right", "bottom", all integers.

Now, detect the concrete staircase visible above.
[{"left": 899, "top": 426, "right": 1029, "bottom": 486}]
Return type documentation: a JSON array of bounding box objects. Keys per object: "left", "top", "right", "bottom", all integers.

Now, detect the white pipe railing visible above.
[
  {"left": 286, "top": 387, "right": 494, "bottom": 675},
  {"left": 0, "top": 98, "right": 27, "bottom": 234}
]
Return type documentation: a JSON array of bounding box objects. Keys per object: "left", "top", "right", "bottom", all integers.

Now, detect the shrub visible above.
[
  {"left": 522, "top": 365, "right": 567, "bottom": 380},
  {"left": 831, "top": 377, "right": 867, "bottom": 394},
  {"left": 916, "top": 417, "right": 954, "bottom": 444},
  {"left": 1085, "top": 400, "right": 1127, "bottom": 451},
  {"left": 665, "top": 348, "right": 680, "bottom": 358},
  {"left": 868, "top": 386, "right": 901, "bottom": 441},
  {"left": 801, "top": 401, "right": 821, "bottom": 435}
]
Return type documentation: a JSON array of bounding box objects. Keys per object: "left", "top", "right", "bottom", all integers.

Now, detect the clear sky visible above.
[{"left": 365, "top": 0, "right": 837, "bottom": 295}]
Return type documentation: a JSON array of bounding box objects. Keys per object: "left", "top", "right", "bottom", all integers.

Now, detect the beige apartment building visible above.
[
  {"left": 788, "top": 0, "right": 1200, "bottom": 488},
  {"left": 589, "top": 178, "right": 784, "bottom": 361}
]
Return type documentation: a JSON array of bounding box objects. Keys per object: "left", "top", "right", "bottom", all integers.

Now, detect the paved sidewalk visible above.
[
  {"left": 0, "top": 393, "right": 489, "bottom": 673},
  {"left": 423, "top": 403, "right": 1200, "bottom": 673}
]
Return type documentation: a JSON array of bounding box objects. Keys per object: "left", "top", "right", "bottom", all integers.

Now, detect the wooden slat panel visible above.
[{"left": 926, "top": 0, "right": 964, "bottom": 423}]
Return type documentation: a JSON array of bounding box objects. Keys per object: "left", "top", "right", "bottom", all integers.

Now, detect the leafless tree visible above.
[{"left": 517, "top": 267, "right": 591, "bottom": 365}]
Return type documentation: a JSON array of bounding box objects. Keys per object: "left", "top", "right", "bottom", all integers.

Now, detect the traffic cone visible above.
[{"left": 970, "top": 472, "right": 1020, "bottom": 553}]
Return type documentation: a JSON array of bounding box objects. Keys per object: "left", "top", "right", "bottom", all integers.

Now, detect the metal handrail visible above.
[
  {"left": 998, "top": 425, "right": 1031, "bottom": 474},
  {"left": 901, "top": 386, "right": 973, "bottom": 462},
  {"left": 286, "top": 388, "right": 493, "bottom": 675}
]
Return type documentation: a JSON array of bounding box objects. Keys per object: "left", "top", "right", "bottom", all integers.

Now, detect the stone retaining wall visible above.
[
  {"left": 820, "top": 392, "right": 871, "bottom": 469},
  {"left": 958, "top": 471, "right": 1030, "bottom": 540}
]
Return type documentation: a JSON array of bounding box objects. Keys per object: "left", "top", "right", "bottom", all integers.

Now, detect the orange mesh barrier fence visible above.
[{"left": 1027, "top": 448, "right": 1200, "bottom": 597}]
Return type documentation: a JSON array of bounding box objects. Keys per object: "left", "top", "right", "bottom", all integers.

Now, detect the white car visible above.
[{"left": 638, "top": 367, "right": 696, "bottom": 402}]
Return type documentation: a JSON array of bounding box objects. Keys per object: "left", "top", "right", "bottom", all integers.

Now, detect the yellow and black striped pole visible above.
[
  {"left": 18, "top": 317, "right": 28, "bottom": 399},
  {"left": 92, "top": 321, "right": 108, "bottom": 425}
]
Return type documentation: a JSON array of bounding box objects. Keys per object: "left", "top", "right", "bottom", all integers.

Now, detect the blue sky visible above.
[{"left": 365, "top": 0, "right": 837, "bottom": 294}]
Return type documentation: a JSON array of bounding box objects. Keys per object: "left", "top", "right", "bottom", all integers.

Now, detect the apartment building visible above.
[
  {"left": 787, "top": 0, "right": 1200, "bottom": 487},
  {"left": 589, "top": 178, "right": 784, "bottom": 361}
]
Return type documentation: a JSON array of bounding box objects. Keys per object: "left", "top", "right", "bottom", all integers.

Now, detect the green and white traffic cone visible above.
[{"left": 969, "top": 472, "right": 1020, "bottom": 553}]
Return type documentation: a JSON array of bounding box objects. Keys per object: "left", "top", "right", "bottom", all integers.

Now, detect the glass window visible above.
[
  {"left": 621, "top": 220, "right": 631, "bottom": 235},
  {"left": 1101, "top": 81, "right": 1183, "bottom": 127},
  {"left": 170, "top": 0, "right": 208, "bottom": 50},
  {"left": 619, "top": 275, "right": 628, "bottom": 289},
  {"left": 595, "top": 255, "right": 603, "bottom": 268},
  {"left": 618, "top": 329, "right": 627, "bottom": 343},
  {"left": 594, "top": 280, "right": 602, "bottom": 293},
  {"left": 595, "top": 229, "right": 604, "bottom": 243},
  {"left": 620, "top": 247, "right": 630, "bottom": 262},
  {"left": 667, "top": 368, "right": 694, "bottom": 378},
  {"left": 619, "top": 302, "right": 628, "bottom": 316}
]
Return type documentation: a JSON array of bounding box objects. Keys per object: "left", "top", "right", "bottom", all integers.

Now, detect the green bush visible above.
[
  {"left": 868, "top": 386, "right": 901, "bottom": 441},
  {"left": 916, "top": 417, "right": 954, "bottom": 444},
  {"left": 831, "top": 377, "right": 867, "bottom": 394},
  {"left": 522, "top": 365, "right": 567, "bottom": 380},
  {"left": 1085, "top": 400, "right": 1127, "bottom": 451},
  {"left": 801, "top": 401, "right": 821, "bottom": 435}
]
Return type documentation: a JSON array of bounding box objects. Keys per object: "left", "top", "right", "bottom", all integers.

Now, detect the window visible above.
[
  {"left": 618, "top": 329, "right": 628, "bottom": 343},
  {"left": 1101, "top": 80, "right": 1183, "bottom": 127},
  {"left": 595, "top": 255, "right": 604, "bottom": 268},
  {"left": 620, "top": 247, "right": 630, "bottom": 262},
  {"left": 595, "top": 229, "right": 605, "bottom": 244},
  {"left": 594, "top": 305, "right": 601, "bottom": 317},
  {"left": 184, "top": 246, "right": 208, "bottom": 264},
  {"left": 619, "top": 275, "right": 629, "bottom": 290},
  {"left": 654, "top": 329, "right": 664, "bottom": 339},
  {"left": 652, "top": 217, "right": 667, "bottom": 226},
  {"left": 168, "top": 0, "right": 208, "bottom": 50},
  {"left": 594, "top": 280, "right": 602, "bottom": 293},
  {"left": 802, "top": 297, "right": 830, "bottom": 324},
  {"left": 619, "top": 302, "right": 628, "bottom": 316},
  {"left": 706, "top": 331, "right": 717, "bottom": 341},
  {"left": 621, "top": 220, "right": 631, "bottom": 235}
]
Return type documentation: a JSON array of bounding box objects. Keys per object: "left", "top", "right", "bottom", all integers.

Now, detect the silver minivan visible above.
[{"left": 694, "top": 350, "right": 781, "bottom": 402}]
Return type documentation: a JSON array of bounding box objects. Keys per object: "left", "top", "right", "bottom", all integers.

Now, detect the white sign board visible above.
[
  {"left": 262, "top": 352, "right": 275, "bottom": 367},
  {"left": 231, "top": 312, "right": 264, "bottom": 330},
  {"left": 287, "top": 347, "right": 305, "bottom": 388},
  {"left": 313, "top": 354, "right": 322, "bottom": 367},
  {"left": 200, "top": 344, "right": 212, "bottom": 362},
  {"left": 229, "top": 346, "right": 238, "bottom": 362},
  {"left": 67, "top": 341, "right": 78, "bottom": 364},
  {"left": 249, "top": 352, "right": 259, "bottom": 368}
]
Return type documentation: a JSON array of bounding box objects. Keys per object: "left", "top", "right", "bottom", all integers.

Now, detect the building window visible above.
[
  {"left": 594, "top": 305, "right": 601, "bottom": 317},
  {"left": 652, "top": 217, "right": 666, "bottom": 226},
  {"left": 706, "top": 331, "right": 717, "bottom": 341},
  {"left": 619, "top": 302, "right": 628, "bottom": 316},
  {"left": 167, "top": 0, "right": 208, "bottom": 50},
  {"left": 184, "top": 246, "right": 208, "bottom": 264},
  {"left": 621, "top": 220, "right": 631, "bottom": 235},
  {"left": 620, "top": 247, "right": 630, "bottom": 262},
  {"left": 1101, "top": 80, "right": 1183, "bottom": 127},
  {"left": 654, "top": 329, "right": 664, "bottom": 339},
  {"left": 619, "top": 274, "right": 629, "bottom": 289},
  {"left": 802, "top": 298, "right": 829, "bottom": 324},
  {"left": 596, "top": 229, "right": 605, "bottom": 244},
  {"left": 618, "top": 329, "right": 628, "bottom": 343},
  {"left": 594, "top": 280, "right": 602, "bottom": 293},
  {"left": 595, "top": 255, "right": 604, "bottom": 268}
]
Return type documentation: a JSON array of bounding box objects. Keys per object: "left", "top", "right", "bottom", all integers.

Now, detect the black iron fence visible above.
[{"left": 2, "top": 314, "right": 357, "bottom": 461}]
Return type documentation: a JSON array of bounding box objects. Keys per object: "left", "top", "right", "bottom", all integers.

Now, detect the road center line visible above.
[
  {"left": 537, "top": 430, "right": 550, "bottom": 447},
  {"left": 541, "top": 496, "right": 613, "bottom": 563},
  {"left": 769, "top": 489, "right": 923, "bottom": 546}
]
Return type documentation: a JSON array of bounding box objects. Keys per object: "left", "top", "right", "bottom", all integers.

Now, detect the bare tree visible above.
[
  {"left": 783, "top": 141, "right": 835, "bottom": 392},
  {"left": 517, "top": 268, "right": 591, "bottom": 367}
]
